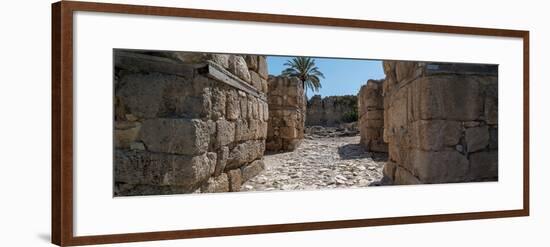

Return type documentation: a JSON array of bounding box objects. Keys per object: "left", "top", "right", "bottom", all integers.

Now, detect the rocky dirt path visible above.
[{"left": 242, "top": 135, "right": 387, "bottom": 192}]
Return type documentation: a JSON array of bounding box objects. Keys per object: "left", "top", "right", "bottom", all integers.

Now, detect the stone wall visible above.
[
  {"left": 113, "top": 50, "right": 269, "bottom": 196},
  {"left": 381, "top": 61, "right": 498, "bottom": 184},
  {"left": 358, "top": 79, "right": 387, "bottom": 152},
  {"left": 306, "top": 95, "right": 358, "bottom": 126},
  {"left": 266, "top": 76, "right": 306, "bottom": 152}
]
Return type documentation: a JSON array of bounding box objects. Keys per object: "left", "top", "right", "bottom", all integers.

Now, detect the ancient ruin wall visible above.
[
  {"left": 358, "top": 79, "right": 387, "bottom": 152},
  {"left": 306, "top": 95, "right": 358, "bottom": 126},
  {"left": 113, "top": 51, "right": 269, "bottom": 196},
  {"left": 382, "top": 61, "right": 498, "bottom": 184},
  {"left": 266, "top": 76, "right": 306, "bottom": 152}
]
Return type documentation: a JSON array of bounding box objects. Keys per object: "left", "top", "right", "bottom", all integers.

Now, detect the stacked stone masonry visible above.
[
  {"left": 306, "top": 95, "right": 358, "bottom": 126},
  {"left": 381, "top": 61, "right": 498, "bottom": 184},
  {"left": 266, "top": 76, "right": 306, "bottom": 152},
  {"left": 358, "top": 79, "right": 388, "bottom": 152},
  {"left": 113, "top": 50, "right": 269, "bottom": 196}
]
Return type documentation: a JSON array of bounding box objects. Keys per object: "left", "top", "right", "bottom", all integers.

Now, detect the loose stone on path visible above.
[{"left": 241, "top": 134, "right": 386, "bottom": 192}]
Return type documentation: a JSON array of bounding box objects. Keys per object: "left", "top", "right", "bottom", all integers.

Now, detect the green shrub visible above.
[{"left": 342, "top": 110, "right": 358, "bottom": 123}]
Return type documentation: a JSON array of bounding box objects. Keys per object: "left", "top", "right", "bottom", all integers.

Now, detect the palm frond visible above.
[{"left": 281, "top": 56, "right": 325, "bottom": 95}]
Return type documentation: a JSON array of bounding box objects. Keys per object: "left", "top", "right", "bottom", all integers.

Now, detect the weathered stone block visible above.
[
  {"left": 228, "top": 55, "right": 251, "bottom": 82},
  {"left": 465, "top": 125, "right": 489, "bottom": 152},
  {"left": 211, "top": 87, "right": 226, "bottom": 120},
  {"left": 386, "top": 87, "right": 408, "bottom": 131},
  {"left": 395, "top": 61, "right": 422, "bottom": 82},
  {"left": 261, "top": 78, "right": 268, "bottom": 93},
  {"left": 114, "top": 150, "right": 211, "bottom": 192},
  {"left": 409, "top": 120, "right": 462, "bottom": 151},
  {"left": 117, "top": 73, "right": 210, "bottom": 119},
  {"left": 239, "top": 91, "right": 249, "bottom": 119},
  {"left": 409, "top": 149, "right": 469, "bottom": 183},
  {"left": 234, "top": 119, "right": 249, "bottom": 142},
  {"left": 249, "top": 70, "right": 263, "bottom": 91},
  {"left": 394, "top": 166, "right": 421, "bottom": 185},
  {"left": 139, "top": 119, "right": 209, "bottom": 155},
  {"left": 244, "top": 55, "right": 258, "bottom": 71},
  {"left": 227, "top": 169, "right": 242, "bottom": 192},
  {"left": 382, "top": 162, "right": 398, "bottom": 181},
  {"left": 214, "top": 146, "right": 229, "bottom": 176},
  {"left": 216, "top": 119, "right": 235, "bottom": 147},
  {"left": 207, "top": 152, "right": 217, "bottom": 176},
  {"left": 157, "top": 52, "right": 230, "bottom": 69},
  {"left": 201, "top": 173, "right": 229, "bottom": 193},
  {"left": 262, "top": 102, "right": 269, "bottom": 121},
  {"left": 411, "top": 75, "right": 482, "bottom": 121},
  {"left": 114, "top": 122, "right": 141, "bottom": 149},
  {"left": 257, "top": 56, "right": 268, "bottom": 79},
  {"left": 241, "top": 160, "right": 265, "bottom": 182},
  {"left": 226, "top": 89, "right": 240, "bottom": 120},
  {"left": 226, "top": 140, "right": 264, "bottom": 169}
]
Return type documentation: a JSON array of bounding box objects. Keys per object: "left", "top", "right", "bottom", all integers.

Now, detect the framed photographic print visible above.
[{"left": 52, "top": 1, "right": 529, "bottom": 246}]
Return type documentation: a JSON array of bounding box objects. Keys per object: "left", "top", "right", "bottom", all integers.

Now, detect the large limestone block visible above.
[
  {"left": 227, "top": 169, "right": 243, "bottom": 192},
  {"left": 226, "top": 89, "right": 240, "bottom": 120},
  {"left": 229, "top": 55, "right": 251, "bottom": 82},
  {"left": 244, "top": 55, "right": 258, "bottom": 71},
  {"left": 155, "top": 52, "right": 230, "bottom": 69},
  {"left": 215, "top": 119, "right": 235, "bottom": 147},
  {"left": 386, "top": 87, "right": 409, "bottom": 131},
  {"left": 214, "top": 146, "right": 229, "bottom": 176},
  {"left": 206, "top": 152, "right": 217, "bottom": 176},
  {"left": 114, "top": 150, "right": 211, "bottom": 192},
  {"left": 239, "top": 91, "right": 249, "bottom": 119},
  {"left": 387, "top": 132, "right": 410, "bottom": 164},
  {"left": 210, "top": 87, "right": 226, "bottom": 120},
  {"left": 359, "top": 80, "right": 384, "bottom": 109},
  {"left": 200, "top": 173, "right": 230, "bottom": 193},
  {"left": 395, "top": 61, "right": 422, "bottom": 82},
  {"left": 139, "top": 118, "right": 209, "bottom": 155},
  {"left": 226, "top": 140, "right": 265, "bottom": 169},
  {"left": 382, "top": 162, "right": 397, "bottom": 181},
  {"left": 465, "top": 125, "right": 489, "bottom": 152},
  {"left": 117, "top": 73, "right": 210, "bottom": 119},
  {"left": 411, "top": 75, "right": 482, "bottom": 121},
  {"left": 234, "top": 119, "right": 249, "bottom": 142},
  {"left": 409, "top": 149, "right": 469, "bottom": 183},
  {"left": 394, "top": 166, "right": 421, "bottom": 185},
  {"left": 257, "top": 56, "right": 268, "bottom": 79},
  {"left": 409, "top": 120, "right": 462, "bottom": 151},
  {"left": 114, "top": 122, "right": 142, "bottom": 148},
  {"left": 249, "top": 70, "right": 263, "bottom": 91}
]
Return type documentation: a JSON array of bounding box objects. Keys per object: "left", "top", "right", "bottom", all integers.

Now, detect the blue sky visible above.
[{"left": 267, "top": 56, "right": 385, "bottom": 99}]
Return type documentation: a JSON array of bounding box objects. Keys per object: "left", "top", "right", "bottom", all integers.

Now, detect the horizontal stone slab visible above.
[{"left": 114, "top": 150, "right": 211, "bottom": 191}]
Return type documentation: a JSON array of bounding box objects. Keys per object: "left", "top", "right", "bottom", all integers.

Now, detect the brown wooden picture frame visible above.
[{"left": 52, "top": 1, "right": 530, "bottom": 246}]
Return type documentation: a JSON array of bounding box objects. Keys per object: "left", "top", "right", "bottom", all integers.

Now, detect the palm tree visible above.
[{"left": 281, "top": 57, "right": 325, "bottom": 98}]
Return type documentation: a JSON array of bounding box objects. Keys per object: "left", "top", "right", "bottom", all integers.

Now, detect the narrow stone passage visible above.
[{"left": 242, "top": 134, "right": 387, "bottom": 192}]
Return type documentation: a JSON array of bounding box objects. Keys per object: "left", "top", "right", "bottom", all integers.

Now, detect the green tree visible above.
[{"left": 281, "top": 57, "right": 325, "bottom": 98}]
